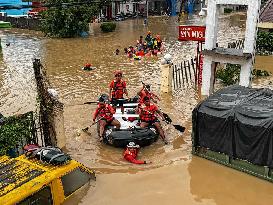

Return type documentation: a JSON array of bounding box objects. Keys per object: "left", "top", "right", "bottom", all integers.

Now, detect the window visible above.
[
  {"left": 61, "top": 168, "right": 91, "bottom": 197},
  {"left": 17, "top": 186, "right": 53, "bottom": 205}
]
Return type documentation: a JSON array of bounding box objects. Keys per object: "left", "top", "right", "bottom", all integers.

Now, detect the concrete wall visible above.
[{"left": 201, "top": 0, "right": 261, "bottom": 96}]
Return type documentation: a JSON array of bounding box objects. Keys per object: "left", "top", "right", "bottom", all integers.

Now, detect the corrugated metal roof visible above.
[
  {"left": 260, "top": 0, "right": 273, "bottom": 23},
  {"left": 0, "top": 156, "right": 44, "bottom": 197}
]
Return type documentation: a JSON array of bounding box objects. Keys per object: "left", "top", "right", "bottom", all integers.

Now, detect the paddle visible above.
[
  {"left": 139, "top": 106, "right": 185, "bottom": 133},
  {"left": 82, "top": 117, "right": 104, "bottom": 132},
  {"left": 84, "top": 101, "right": 98, "bottom": 104}
]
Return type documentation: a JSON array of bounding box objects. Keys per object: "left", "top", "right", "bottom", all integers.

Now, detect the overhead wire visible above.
[{"left": 0, "top": 0, "right": 127, "bottom": 10}]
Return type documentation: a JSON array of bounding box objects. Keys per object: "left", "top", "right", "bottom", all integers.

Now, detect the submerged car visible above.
[{"left": 0, "top": 152, "right": 95, "bottom": 205}]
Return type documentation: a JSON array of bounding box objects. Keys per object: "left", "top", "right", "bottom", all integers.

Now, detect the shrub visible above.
[
  {"left": 256, "top": 31, "right": 273, "bottom": 55},
  {"left": 100, "top": 22, "right": 116, "bottom": 33},
  {"left": 40, "top": 0, "right": 100, "bottom": 38},
  {"left": 0, "top": 113, "right": 34, "bottom": 156},
  {"left": 252, "top": 69, "right": 270, "bottom": 77},
  {"left": 216, "top": 64, "right": 271, "bottom": 86},
  {"left": 224, "top": 8, "right": 233, "bottom": 13},
  {"left": 216, "top": 64, "right": 241, "bottom": 86}
]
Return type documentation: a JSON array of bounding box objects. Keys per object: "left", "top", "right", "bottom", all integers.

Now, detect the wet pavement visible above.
[{"left": 0, "top": 13, "right": 273, "bottom": 205}]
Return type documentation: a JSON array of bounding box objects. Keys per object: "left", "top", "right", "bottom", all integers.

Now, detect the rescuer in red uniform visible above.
[
  {"left": 109, "top": 70, "right": 129, "bottom": 106},
  {"left": 123, "top": 142, "right": 151, "bottom": 164},
  {"left": 137, "top": 84, "right": 160, "bottom": 103},
  {"left": 138, "top": 96, "right": 168, "bottom": 144},
  {"left": 93, "top": 95, "right": 121, "bottom": 142}
]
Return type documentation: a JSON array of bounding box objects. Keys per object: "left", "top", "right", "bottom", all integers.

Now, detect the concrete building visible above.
[
  {"left": 259, "top": 0, "right": 273, "bottom": 31},
  {"left": 201, "top": 0, "right": 261, "bottom": 96}
]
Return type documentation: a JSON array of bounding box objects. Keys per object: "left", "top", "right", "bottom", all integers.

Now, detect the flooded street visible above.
[{"left": 1, "top": 13, "right": 273, "bottom": 205}]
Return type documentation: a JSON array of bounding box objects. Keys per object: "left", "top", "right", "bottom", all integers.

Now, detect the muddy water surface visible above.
[{"left": 0, "top": 13, "right": 273, "bottom": 205}]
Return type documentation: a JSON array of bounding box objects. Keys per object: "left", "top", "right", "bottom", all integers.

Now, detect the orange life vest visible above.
[
  {"left": 97, "top": 104, "right": 114, "bottom": 121},
  {"left": 139, "top": 90, "right": 152, "bottom": 103},
  {"left": 110, "top": 80, "right": 126, "bottom": 99},
  {"left": 140, "top": 104, "right": 157, "bottom": 122}
]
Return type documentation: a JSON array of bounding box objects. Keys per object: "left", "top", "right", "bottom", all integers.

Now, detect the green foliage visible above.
[
  {"left": 261, "top": 0, "right": 268, "bottom": 6},
  {"left": 252, "top": 69, "right": 270, "bottom": 77},
  {"left": 216, "top": 64, "right": 271, "bottom": 86},
  {"left": 216, "top": 64, "right": 241, "bottom": 86},
  {"left": 224, "top": 8, "right": 233, "bottom": 13},
  {"left": 256, "top": 31, "right": 273, "bottom": 55},
  {"left": 40, "top": 0, "right": 100, "bottom": 38},
  {"left": 100, "top": 22, "right": 116, "bottom": 32},
  {"left": 0, "top": 113, "right": 34, "bottom": 156}
]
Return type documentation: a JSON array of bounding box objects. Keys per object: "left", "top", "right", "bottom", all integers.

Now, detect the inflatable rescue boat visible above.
[{"left": 99, "top": 99, "right": 159, "bottom": 147}]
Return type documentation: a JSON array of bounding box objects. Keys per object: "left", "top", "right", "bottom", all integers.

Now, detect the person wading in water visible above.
[
  {"left": 93, "top": 95, "right": 121, "bottom": 142},
  {"left": 138, "top": 96, "right": 168, "bottom": 144},
  {"left": 123, "top": 142, "right": 151, "bottom": 164}
]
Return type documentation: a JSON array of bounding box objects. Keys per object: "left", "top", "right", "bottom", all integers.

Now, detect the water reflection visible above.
[
  {"left": 0, "top": 13, "right": 271, "bottom": 205},
  {"left": 189, "top": 156, "right": 273, "bottom": 205},
  {"left": 0, "top": 33, "right": 42, "bottom": 115}
]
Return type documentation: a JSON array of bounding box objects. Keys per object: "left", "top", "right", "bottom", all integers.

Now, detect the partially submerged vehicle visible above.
[
  {"left": 101, "top": 99, "right": 159, "bottom": 147},
  {"left": 0, "top": 148, "right": 96, "bottom": 205},
  {"left": 192, "top": 85, "right": 273, "bottom": 182}
]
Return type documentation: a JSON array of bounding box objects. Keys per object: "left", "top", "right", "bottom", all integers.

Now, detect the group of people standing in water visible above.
[
  {"left": 116, "top": 31, "right": 163, "bottom": 59},
  {"left": 92, "top": 70, "right": 168, "bottom": 164}
]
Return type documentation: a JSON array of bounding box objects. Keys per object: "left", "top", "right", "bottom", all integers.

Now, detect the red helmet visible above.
[
  {"left": 114, "top": 70, "right": 122, "bottom": 76},
  {"left": 85, "top": 63, "right": 91, "bottom": 67}
]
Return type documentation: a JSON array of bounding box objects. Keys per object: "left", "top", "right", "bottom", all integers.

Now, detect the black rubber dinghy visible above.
[{"left": 99, "top": 98, "right": 159, "bottom": 147}]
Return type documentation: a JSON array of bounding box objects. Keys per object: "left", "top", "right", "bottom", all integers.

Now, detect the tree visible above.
[{"left": 40, "top": 0, "right": 101, "bottom": 38}]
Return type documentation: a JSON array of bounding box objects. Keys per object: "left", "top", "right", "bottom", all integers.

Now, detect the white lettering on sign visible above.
[
  {"left": 192, "top": 31, "right": 204, "bottom": 38},
  {"left": 180, "top": 30, "right": 204, "bottom": 39},
  {"left": 180, "top": 31, "right": 191, "bottom": 38},
  {"left": 178, "top": 26, "right": 206, "bottom": 41}
]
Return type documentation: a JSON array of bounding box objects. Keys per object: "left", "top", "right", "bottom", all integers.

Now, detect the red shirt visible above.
[
  {"left": 109, "top": 80, "right": 126, "bottom": 99},
  {"left": 93, "top": 104, "right": 115, "bottom": 121},
  {"left": 123, "top": 148, "right": 146, "bottom": 164}
]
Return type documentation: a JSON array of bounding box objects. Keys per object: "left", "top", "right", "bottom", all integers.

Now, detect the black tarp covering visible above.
[{"left": 192, "top": 85, "right": 273, "bottom": 168}]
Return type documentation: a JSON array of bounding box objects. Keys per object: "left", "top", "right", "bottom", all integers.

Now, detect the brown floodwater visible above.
[{"left": 1, "top": 13, "right": 273, "bottom": 205}]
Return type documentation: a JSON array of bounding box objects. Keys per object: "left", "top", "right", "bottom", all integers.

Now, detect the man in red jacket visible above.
[
  {"left": 109, "top": 70, "right": 129, "bottom": 105},
  {"left": 137, "top": 84, "right": 160, "bottom": 103},
  {"left": 123, "top": 142, "right": 151, "bottom": 164},
  {"left": 93, "top": 95, "right": 121, "bottom": 142},
  {"left": 138, "top": 96, "right": 168, "bottom": 144}
]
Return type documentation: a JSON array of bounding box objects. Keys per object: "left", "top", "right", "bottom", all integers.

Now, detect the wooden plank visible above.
[
  {"left": 191, "top": 58, "right": 197, "bottom": 87},
  {"left": 184, "top": 60, "right": 189, "bottom": 85},
  {"left": 187, "top": 60, "right": 192, "bottom": 82},
  {"left": 181, "top": 62, "right": 185, "bottom": 87},
  {"left": 172, "top": 64, "right": 176, "bottom": 89}
]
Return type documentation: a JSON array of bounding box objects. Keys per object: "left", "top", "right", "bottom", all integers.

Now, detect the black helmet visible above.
[
  {"left": 145, "top": 84, "right": 151, "bottom": 90},
  {"left": 98, "top": 94, "right": 109, "bottom": 103}
]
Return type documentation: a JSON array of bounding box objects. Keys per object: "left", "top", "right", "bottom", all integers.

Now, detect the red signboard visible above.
[{"left": 178, "top": 26, "right": 206, "bottom": 42}]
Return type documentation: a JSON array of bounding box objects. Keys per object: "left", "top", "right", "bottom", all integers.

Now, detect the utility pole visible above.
[{"left": 144, "top": 0, "right": 148, "bottom": 25}]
